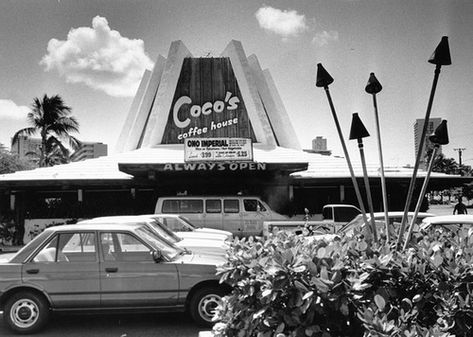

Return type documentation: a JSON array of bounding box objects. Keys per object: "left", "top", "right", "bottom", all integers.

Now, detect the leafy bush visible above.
[{"left": 213, "top": 229, "right": 473, "bottom": 337}]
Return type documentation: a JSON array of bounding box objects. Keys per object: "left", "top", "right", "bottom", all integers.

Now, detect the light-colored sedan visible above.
[
  {"left": 0, "top": 223, "right": 230, "bottom": 334},
  {"left": 339, "top": 212, "right": 435, "bottom": 238},
  {"left": 78, "top": 215, "right": 230, "bottom": 256},
  {"left": 148, "top": 214, "right": 232, "bottom": 241},
  {"left": 420, "top": 214, "right": 473, "bottom": 234}
]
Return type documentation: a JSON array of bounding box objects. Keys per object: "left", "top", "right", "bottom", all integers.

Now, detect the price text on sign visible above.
[{"left": 184, "top": 138, "right": 253, "bottom": 162}]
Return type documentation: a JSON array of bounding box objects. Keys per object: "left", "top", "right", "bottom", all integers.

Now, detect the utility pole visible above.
[{"left": 454, "top": 148, "right": 466, "bottom": 166}]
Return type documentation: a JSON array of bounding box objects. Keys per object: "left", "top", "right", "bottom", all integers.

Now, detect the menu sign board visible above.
[{"left": 184, "top": 138, "right": 253, "bottom": 162}]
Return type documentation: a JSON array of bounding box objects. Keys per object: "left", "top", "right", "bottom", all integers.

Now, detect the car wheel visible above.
[
  {"left": 189, "top": 286, "right": 226, "bottom": 327},
  {"left": 4, "top": 291, "right": 50, "bottom": 334}
]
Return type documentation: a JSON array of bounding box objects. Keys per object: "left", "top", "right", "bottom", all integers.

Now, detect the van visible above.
[{"left": 155, "top": 196, "right": 287, "bottom": 236}]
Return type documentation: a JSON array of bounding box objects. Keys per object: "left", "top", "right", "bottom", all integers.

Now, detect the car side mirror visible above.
[{"left": 151, "top": 250, "right": 163, "bottom": 263}]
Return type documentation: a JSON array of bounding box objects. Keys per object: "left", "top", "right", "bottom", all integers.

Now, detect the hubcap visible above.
[
  {"left": 10, "top": 299, "right": 39, "bottom": 329},
  {"left": 198, "top": 294, "right": 222, "bottom": 322}
]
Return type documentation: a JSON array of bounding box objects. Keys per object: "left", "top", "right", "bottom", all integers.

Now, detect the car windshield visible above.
[
  {"left": 154, "top": 215, "right": 196, "bottom": 232},
  {"left": 178, "top": 216, "right": 197, "bottom": 229},
  {"left": 135, "top": 225, "right": 183, "bottom": 260},
  {"left": 146, "top": 219, "right": 182, "bottom": 242}
]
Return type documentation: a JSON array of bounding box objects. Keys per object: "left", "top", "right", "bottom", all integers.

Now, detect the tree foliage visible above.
[
  {"left": 0, "top": 151, "right": 35, "bottom": 174},
  {"left": 12, "top": 94, "right": 80, "bottom": 167}
]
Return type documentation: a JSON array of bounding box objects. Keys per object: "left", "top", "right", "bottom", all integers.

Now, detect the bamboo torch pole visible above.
[
  {"left": 316, "top": 64, "right": 370, "bottom": 231},
  {"left": 349, "top": 113, "right": 377, "bottom": 242},
  {"left": 365, "top": 73, "right": 390, "bottom": 242},
  {"left": 396, "top": 36, "right": 452, "bottom": 249},
  {"left": 403, "top": 120, "right": 449, "bottom": 250}
]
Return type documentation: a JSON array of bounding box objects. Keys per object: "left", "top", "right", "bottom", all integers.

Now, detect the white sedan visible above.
[
  {"left": 77, "top": 215, "right": 229, "bottom": 256},
  {"left": 149, "top": 214, "right": 232, "bottom": 241}
]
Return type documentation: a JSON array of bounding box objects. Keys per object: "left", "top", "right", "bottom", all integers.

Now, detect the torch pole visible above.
[
  {"left": 396, "top": 64, "right": 442, "bottom": 249},
  {"left": 403, "top": 145, "right": 439, "bottom": 250},
  {"left": 323, "top": 87, "right": 370, "bottom": 230},
  {"left": 357, "top": 138, "right": 378, "bottom": 242},
  {"left": 371, "top": 93, "right": 390, "bottom": 242}
]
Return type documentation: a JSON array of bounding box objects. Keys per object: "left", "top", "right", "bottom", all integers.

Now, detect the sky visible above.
[{"left": 0, "top": 0, "right": 472, "bottom": 167}]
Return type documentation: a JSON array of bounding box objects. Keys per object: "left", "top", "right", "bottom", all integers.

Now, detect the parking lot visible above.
[{"left": 0, "top": 311, "right": 202, "bottom": 337}]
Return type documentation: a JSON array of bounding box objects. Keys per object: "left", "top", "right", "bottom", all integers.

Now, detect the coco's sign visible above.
[{"left": 174, "top": 91, "right": 241, "bottom": 140}]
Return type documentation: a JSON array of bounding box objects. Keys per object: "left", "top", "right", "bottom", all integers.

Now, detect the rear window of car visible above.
[
  {"left": 334, "top": 207, "right": 360, "bottom": 222},
  {"left": 162, "top": 199, "right": 203, "bottom": 213}
]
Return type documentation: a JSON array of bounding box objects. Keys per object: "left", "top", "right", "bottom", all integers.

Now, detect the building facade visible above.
[
  {"left": 70, "top": 142, "right": 108, "bottom": 162},
  {"left": 10, "top": 136, "right": 41, "bottom": 161}
]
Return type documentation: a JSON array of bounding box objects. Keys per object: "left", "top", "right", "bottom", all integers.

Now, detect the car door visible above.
[
  {"left": 99, "top": 231, "right": 179, "bottom": 307},
  {"left": 222, "top": 198, "right": 243, "bottom": 235},
  {"left": 22, "top": 231, "right": 100, "bottom": 308},
  {"left": 241, "top": 198, "right": 265, "bottom": 236},
  {"left": 204, "top": 199, "right": 224, "bottom": 230}
]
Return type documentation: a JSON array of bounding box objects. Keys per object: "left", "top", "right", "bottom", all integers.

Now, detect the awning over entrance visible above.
[{"left": 118, "top": 144, "right": 309, "bottom": 178}]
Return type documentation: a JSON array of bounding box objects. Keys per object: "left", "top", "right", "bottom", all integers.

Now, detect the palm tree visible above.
[{"left": 12, "top": 94, "right": 81, "bottom": 167}]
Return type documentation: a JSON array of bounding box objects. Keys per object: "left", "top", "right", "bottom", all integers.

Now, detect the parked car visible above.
[
  {"left": 78, "top": 215, "right": 230, "bottom": 256},
  {"left": 150, "top": 214, "right": 232, "bottom": 241},
  {"left": 0, "top": 223, "right": 230, "bottom": 334},
  {"left": 263, "top": 204, "right": 361, "bottom": 237},
  {"left": 338, "top": 212, "right": 435, "bottom": 238},
  {"left": 419, "top": 214, "right": 473, "bottom": 236}
]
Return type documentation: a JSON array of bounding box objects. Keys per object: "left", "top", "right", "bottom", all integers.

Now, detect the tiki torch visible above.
[
  {"left": 316, "top": 64, "right": 370, "bottom": 231},
  {"left": 396, "top": 36, "right": 452, "bottom": 248},
  {"left": 365, "top": 73, "right": 390, "bottom": 241},
  {"left": 349, "top": 113, "right": 377, "bottom": 242},
  {"left": 403, "top": 120, "right": 449, "bottom": 250}
]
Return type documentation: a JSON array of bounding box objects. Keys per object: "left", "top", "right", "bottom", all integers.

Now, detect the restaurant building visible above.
[{"left": 0, "top": 41, "right": 469, "bottom": 243}]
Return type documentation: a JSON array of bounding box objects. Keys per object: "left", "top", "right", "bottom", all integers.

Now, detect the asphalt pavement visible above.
[{"left": 0, "top": 311, "right": 202, "bottom": 337}]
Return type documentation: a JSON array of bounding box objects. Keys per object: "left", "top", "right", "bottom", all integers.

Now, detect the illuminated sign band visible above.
[
  {"left": 163, "top": 162, "right": 266, "bottom": 171},
  {"left": 184, "top": 137, "right": 253, "bottom": 162}
]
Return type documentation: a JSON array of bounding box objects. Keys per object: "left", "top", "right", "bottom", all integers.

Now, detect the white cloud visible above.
[
  {"left": 0, "top": 100, "right": 29, "bottom": 148},
  {"left": 312, "top": 30, "right": 339, "bottom": 47},
  {"left": 255, "top": 6, "right": 308, "bottom": 39},
  {"left": 0, "top": 100, "right": 29, "bottom": 120},
  {"left": 40, "top": 16, "right": 153, "bottom": 97}
]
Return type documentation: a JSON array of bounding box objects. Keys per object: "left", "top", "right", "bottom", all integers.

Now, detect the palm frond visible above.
[{"left": 11, "top": 127, "right": 37, "bottom": 145}]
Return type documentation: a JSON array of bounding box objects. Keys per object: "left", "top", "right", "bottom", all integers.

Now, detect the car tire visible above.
[
  {"left": 189, "top": 286, "right": 226, "bottom": 327},
  {"left": 4, "top": 291, "right": 50, "bottom": 334}
]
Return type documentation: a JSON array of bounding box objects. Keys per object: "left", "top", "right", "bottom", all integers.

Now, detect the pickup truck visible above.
[{"left": 263, "top": 204, "right": 361, "bottom": 238}]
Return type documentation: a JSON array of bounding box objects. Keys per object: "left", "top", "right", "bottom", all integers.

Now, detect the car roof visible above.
[
  {"left": 44, "top": 222, "right": 144, "bottom": 232},
  {"left": 421, "top": 215, "right": 473, "bottom": 225},
  {"left": 354, "top": 212, "right": 435, "bottom": 218},
  {"left": 78, "top": 215, "right": 157, "bottom": 224},
  {"left": 324, "top": 204, "right": 360, "bottom": 208}
]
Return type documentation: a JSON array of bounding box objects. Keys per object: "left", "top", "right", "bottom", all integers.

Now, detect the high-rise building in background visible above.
[
  {"left": 10, "top": 136, "right": 41, "bottom": 161},
  {"left": 70, "top": 142, "right": 107, "bottom": 162},
  {"left": 414, "top": 118, "right": 443, "bottom": 169},
  {"left": 303, "top": 136, "right": 332, "bottom": 156},
  {"left": 11, "top": 136, "right": 107, "bottom": 163}
]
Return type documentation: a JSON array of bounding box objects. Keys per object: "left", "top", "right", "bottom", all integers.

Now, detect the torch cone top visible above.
[
  {"left": 349, "top": 113, "right": 370, "bottom": 140},
  {"left": 365, "top": 72, "right": 382, "bottom": 94},
  {"left": 316, "top": 63, "right": 334, "bottom": 87},
  {"left": 428, "top": 36, "right": 452, "bottom": 66},
  {"left": 429, "top": 120, "right": 449, "bottom": 145}
]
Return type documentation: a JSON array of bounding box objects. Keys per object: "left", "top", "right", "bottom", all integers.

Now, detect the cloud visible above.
[
  {"left": 312, "top": 30, "right": 339, "bottom": 47},
  {"left": 40, "top": 16, "right": 153, "bottom": 97},
  {"left": 255, "top": 6, "right": 308, "bottom": 39},
  {"left": 0, "top": 100, "right": 29, "bottom": 120}
]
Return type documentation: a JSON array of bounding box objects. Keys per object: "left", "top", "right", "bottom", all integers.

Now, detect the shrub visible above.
[{"left": 213, "top": 229, "right": 473, "bottom": 337}]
